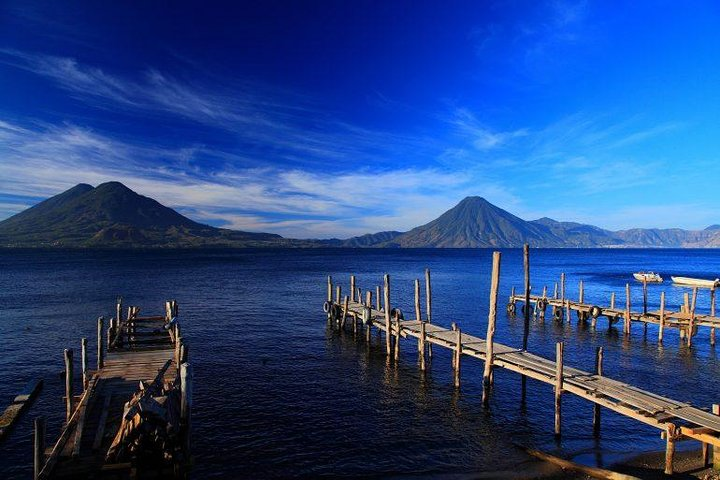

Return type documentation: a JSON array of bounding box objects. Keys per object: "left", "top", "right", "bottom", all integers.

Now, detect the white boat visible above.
[
  {"left": 671, "top": 276, "right": 720, "bottom": 288},
  {"left": 633, "top": 272, "right": 663, "bottom": 283}
]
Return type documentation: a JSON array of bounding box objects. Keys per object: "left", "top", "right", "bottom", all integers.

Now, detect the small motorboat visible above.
[
  {"left": 633, "top": 272, "right": 663, "bottom": 283},
  {"left": 671, "top": 276, "right": 720, "bottom": 288}
]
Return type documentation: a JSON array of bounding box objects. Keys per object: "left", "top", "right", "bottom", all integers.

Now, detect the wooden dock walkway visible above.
[
  {"left": 35, "top": 299, "right": 192, "bottom": 480},
  {"left": 324, "top": 252, "right": 720, "bottom": 475},
  {"left": 507, "top": 274, "right": 720, "bottom": 347}
]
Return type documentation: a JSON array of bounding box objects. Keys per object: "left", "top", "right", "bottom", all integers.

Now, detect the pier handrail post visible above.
[
  {"left": 624, "top": 283, "right": 631, "bottom": 335},
  {"left": 34, "top": 416, "right": 45, "bottom": 480},
  {"left": 593, "top": 346, "right": 603, "bottom": 435},
  {"left": 327, "top": 276, "right": 332, "bottom": 302},
  {"left": 665, "top": 423, "right": 677, "bottom": 475},
  {"left": 64, "top": 349, "right": 74, "bottom": 422},
  {"left": 376, "top": 286, "right": 381, "bottom": 311},
  {"left": 384, "top": 274, "right": 392, "bottom": 356},
  {"left": 713, "top": 404, "right": 720, "bottom": 470},
  {"left": 482, "top": 251, "right": 501, "bottom": 407},
  {"left": 554, "top": 341, "right": 564, "bottom": 437},
  {"left": 711, "top": 288, "right": 716, "bottom": 346},
  {"left": 523, "top": 244, "right": 530, "bottom": 350},
  {"left": 659, "top": 292, "right": 665, "bottom": 344},
  {"left": 97, "top": 317, "right": 104, "bottom": 370},
  {"left": 350, "top": 275, "right": 356, "bottom": 303},
  {"left": 454, "top": 327, "right": 462, "bottom": 388},
  {"left": 81, "top": 338, "right": 88, "bottom": 390},
  {"left": 425, "top": 268, "right": 433, "bottom": 359},
  {"left": 689, "top": 287, "right": 698, "bottom": 348}
]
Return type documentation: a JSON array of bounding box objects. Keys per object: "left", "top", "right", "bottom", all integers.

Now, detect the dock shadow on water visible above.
[{"left": 2, "top": 248, "right": 720, "bottom": 478}]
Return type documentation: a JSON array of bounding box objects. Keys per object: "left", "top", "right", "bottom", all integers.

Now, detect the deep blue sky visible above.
[{"left": 1, "top": 1, "right": 720, "bottom": 237}]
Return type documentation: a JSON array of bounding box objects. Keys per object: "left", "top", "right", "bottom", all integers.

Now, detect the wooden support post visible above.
[
  {"left": 366, "top": 290, "right": 372, "bottom": 308},
  {"left": 336, "top": 285, "right": 341, "bottom": 304},
  {"left": 540, "top": 285, "right": 548, "bottom": 321},
  {"left": 81, "top": 338, "right": 88, "bottom": 390},
  {"left": 511, "top": 286, "right": 516, "bottom": 299},
  {"left": 419, "top": 321, "right": 426, "bottom": 371},
  {"left": 483, "top": 251, "right": 501, "bottom": 407},
  {"left": 579, "top": 280, "right": 584, "bottom": 304},
  {"left": 642, "top": 278, "right": 648, "bottom": 315},
  {"left": 341, "top": 296, "right": 349, "bottom": 329},
  {"left": 116, "top": 297, "right": 122, "bottom": 326},
  {"left": 689, "top": 287, "right": 698, "bottom": 348},
  {"left": 610, "top": 292, "right": 616, "bottom": 309},
  {"left": 624, "top": 283, "right": 631, "bottom": 335},
  {"left": 713, "top": 404, "right": 720, "bottom": 470},
  {"left": 711, "top": 288, "right": 716, "bottom": 346},
  {"left": 593, "top": 346, "right": 603, "bottom": 435},
  {"left": 384, "top": 274, "right": 392, "bottom": 356},
  {"left": 327, "top": 276, "right": 333, "bottom": 302},
  {"left": 376, "top": 286, "right": 381, "bottom": 311},
  {"left": 553, "top": 282, "right": 558, "bottom": 299},
  {"left": 560, "top": 273, "right": 566, "bottom": 304},
  {"left": 34, "top": 417, "right": 45, "bottom": 480},
  {"left": 454, "top": 327, "right": 462, "bottom": 388},
  {"left": 555, "top": 342, "right": 564, "bottom": 437},
  {"left": 523, "top": 243, "right": 531, "bottom": 351},
  {"left": 683, "top": 292, "right": 690, "bottom": 313},
  {"left": 415, "top": 279, "right": 422, "bottom": 352},
  {"left": 180, "top": 362, "right": 192, "bottom": 454},
  {"left": 659, "top": 292, "right": 665, "bottom": 344},
  {"left": 350, "top": 275, "right": 356, "bottom": 302},
  {"left": 425, "top": 268, "right": 433, "bottom": 359},
  {"left": 97, "top": 317, "right": 104, "bottom": 370},
  {"left": 394, "top": 312, "right": 400, "bottom": 361},
  {"left": 665, "top": 423, "right": 677, "bottom": 475},
  {"left": 64, "top": 349, "right": 73, "bottom": 423}
]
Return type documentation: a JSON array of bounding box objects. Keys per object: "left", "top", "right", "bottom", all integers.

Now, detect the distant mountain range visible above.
[{"left": 2, "top": 182, "right": 720, "bottom": 248}]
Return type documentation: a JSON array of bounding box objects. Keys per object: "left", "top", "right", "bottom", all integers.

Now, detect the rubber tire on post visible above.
[
  {"left": 553, "top": 307, "right": 563, "bottom": 321},
  {"left": 323, "top": 301, "right": 332, "bottom": 314},
  {"left": 507, "top": 303, "right": 516, "bottom": 314},
  {"left": 332, "top": 304, "right": 342, "bottom": 320},
  {"left": 590, "top": 305, "right": 602, "bottom": 318},
  {"left": 537, "top": 298, "right": 547, "bottom": 311}
]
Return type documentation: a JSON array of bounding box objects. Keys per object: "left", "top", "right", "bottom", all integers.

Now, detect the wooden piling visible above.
[
  {"left": 336, "top": 285, "right": 341, "bottom": 304},
  {"left": 610, "top": 292, "right": 616, "bottom": 309},
  {"left": 81, "top": 338, "right": 88, "bottom": 390},
  {"left": 116, "top": 297, "right": 122, "bottom": 326},
  {"left": 560, "top": 273, "right": 566, "bottom": 304},
  {"left": 425, "top": 268, "right": 433, "bottom": 359},
  {"left": 64, "top": 349, "right": 73, "bottom": 423},
  {"left": 553, "top": 282, "right": 558, "bottom": 299},
  {"left": 711, "top": 288, "right": 716, "bottom": 346},
  {"left": 454, "top": 327, "right": 462, "bottom": 388},
  {"left": 34, "top": 417, "right": 45, "bottom": 480},
  {"left": 97, "top": 317, "right": 104, "bottom": 370},
  {"left": 482, "top": 251, "right": 501, "bottom": 407},
  {"left": 394, "top": 311, "right": 400, "bottom": 361},
  {"left": 665, "top": 423, "right": 677, "bottom": 475},
  {"left": 376, "top": 286, "right": 381, "bottom": 311},
  {"left": 350, "top": 275, "right": 356, "bottom": 302},
  {"left": 419, "top": 321, "right": 426, "bottom": 371},
  {"left": 713, "top": 404, "right": 720, "bottom": 470},
  {"left": 327, "top": 276, "right": 332, "bottom": 302},
  {"left": 624, "top": 283, "right": 631, "bottom": 335},
  {"left": 523, "top": 244, "right": 530, "bottom": 351},
  {"left": 659, "top": 292, "right": 665, "bottom": 344},
  {"left": 555, "top": 342, "right": 564, "bottom": 437},
  {"left": 366, "top": 290, "right": 371, "bottom": 307},
  {"left": 579, "top": 280, "right": 584, "bottom": 304},
  {"left": 642, "top": 278, "right": 648, "bottom": 315},
  {"left": 593, "top": 346, "right": 603, "bottom": 435},
  {"left": 384, "top": 274, "right": 391, "bottom": 356},
  {"left": 689, "top": 287, "right": 698, "bottom": 348},
  {"left": 341, "top": 295, "right": 349, "bottom": 329}
]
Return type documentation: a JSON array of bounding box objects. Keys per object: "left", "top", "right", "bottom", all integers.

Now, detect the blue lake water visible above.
[{"left": 1, "top": 248, "right": 720, "bottom": 478}]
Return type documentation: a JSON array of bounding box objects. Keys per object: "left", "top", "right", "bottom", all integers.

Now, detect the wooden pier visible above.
[
  {"left": 35, "top": 298, "right": 192, "bottom": 479},
  {"left": 507, "top": 274, "right": 720, "bottom": 347},
  {"left": 324, "top": 252, "right": 720, "bottom": 475}
]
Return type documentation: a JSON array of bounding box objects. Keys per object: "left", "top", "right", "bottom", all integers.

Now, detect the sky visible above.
[{"left": 1, "top": 1, "right": 720, "bottom": 238}]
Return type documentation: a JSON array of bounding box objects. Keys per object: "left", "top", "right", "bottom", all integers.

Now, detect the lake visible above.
[{"left": 1, "top": 248, "right": 720, "bottom": 478}]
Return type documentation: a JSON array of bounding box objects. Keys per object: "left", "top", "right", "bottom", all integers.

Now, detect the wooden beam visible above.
[
  {"left": 34, "top": 417, "right": 45, "bottom": 480},
  {"left": 593, "top": 346, "right": 603, "bottom": 435},
  {"left": 91, "top": 394, "right": 112, "bottom": 451},
  {"left": 555, "top": 342, "right": 564, "bottom": 437},
  {"left": 483, "top": 251, "right": 501, "bottom": 407},
  {"left": 384, "top": 274, "right": 392, "bottom": 356}
]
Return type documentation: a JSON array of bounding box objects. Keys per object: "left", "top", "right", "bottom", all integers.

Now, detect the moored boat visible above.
[
  {"left": 633, "top": 272, "right": 663, "bottom": 283},
  {"left": 671, "top": 276, "right": 720, "bottom": 288}
]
